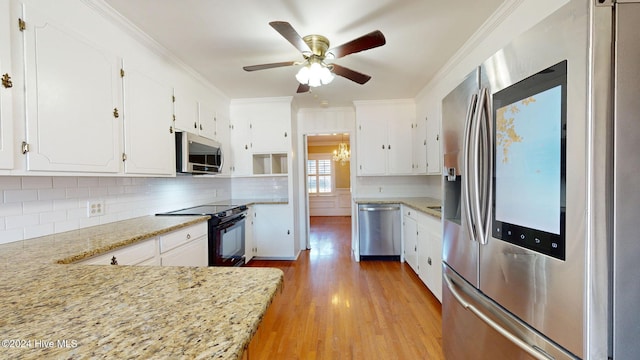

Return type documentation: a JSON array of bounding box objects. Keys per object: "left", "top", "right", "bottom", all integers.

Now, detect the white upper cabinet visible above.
[
  {"left": 0, "top": 0, "right": 14, "bottom": 170},
  {"left": 121, "top": 62, "right": 175, "bottom": 175},
  {"left": 425, "top": 113, "right": 441, "bottom": 174},
  {"left": 174, "top": 87, "right": 219, "bottom": 141},
  {"left": 355, "top": 100, "right": 416, "bottom": 176},
  {"left": 22, "top": 4, "right": 122, "bottom": 173},
  {"left": 229, "top": 97, "right": 292, "bottom": 176},
  {"left": 412, "top": 116, "right": 428, "bottom": 174},
  {"left": 173, "top": 87, "right": 200, "bottom": 135}
]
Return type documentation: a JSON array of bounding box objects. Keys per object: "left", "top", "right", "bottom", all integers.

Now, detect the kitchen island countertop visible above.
[{"left": 0, "top": 215, "right": 283, "bottom": 360}]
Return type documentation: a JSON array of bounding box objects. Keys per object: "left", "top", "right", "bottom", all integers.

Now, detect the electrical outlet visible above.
[{"left": 87, "top": 200, "right": 105, "bottom": 217}]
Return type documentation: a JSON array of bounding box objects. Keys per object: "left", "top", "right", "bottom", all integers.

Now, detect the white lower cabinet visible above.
[
  {"left": 159, "top": 222, "right": 208, "bottom": 267},
  {"left": 401, "top": 206, "right": 442, "bottom": 302},
  {"left": 251, "top": 204, "right": 294, "bottom": 259},
  {"left": 78, "top": 222, "right": 208, "bottom": 267},
  {"left": 403, "top": 208, "right": 419, "bottom": 270},
  {"left": 244, "top": 207, "right": 255, "bottom": 262},
  {"left": 78, "top": 237, "right": 157, "bottom": 266}
]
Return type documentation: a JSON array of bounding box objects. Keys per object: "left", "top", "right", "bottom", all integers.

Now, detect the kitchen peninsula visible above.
[{"left": 0, "top": 216, "right": 283, "bottom": 359}]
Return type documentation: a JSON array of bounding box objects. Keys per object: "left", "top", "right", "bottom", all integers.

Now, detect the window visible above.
[{"left": 307, "top": 155, "right": 333, "bottom": 194}]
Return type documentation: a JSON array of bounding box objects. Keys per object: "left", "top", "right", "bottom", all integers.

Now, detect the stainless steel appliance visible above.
[
  {"left": 358, "top": 203, "right": 401, "bottom": 260},
  {"left": 441, "top": 1, "right": 639, "bottom": 359},
  {"left": 175, "top": 131, "right": 223, "bottom": 175},
  {"left": 157, "top": 204, "right": 247, "bottom": 266}
]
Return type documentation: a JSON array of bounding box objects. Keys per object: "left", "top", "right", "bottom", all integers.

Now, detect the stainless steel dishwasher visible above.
[{"left": 358, "top": 203, "right": 401, "bottom": 260}]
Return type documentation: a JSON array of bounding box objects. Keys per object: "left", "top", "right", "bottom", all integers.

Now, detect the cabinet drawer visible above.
[
  {"left": 80, "top": 238, "right": 156, "bottom": 266},
  {"left": 404, "top": 206, "right": 418, "bottom": 219},
  {"left": 159, "top": 222, "right": 207, "bottom": 254}
]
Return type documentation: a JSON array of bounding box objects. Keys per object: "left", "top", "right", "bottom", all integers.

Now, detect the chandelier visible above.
[
  {"left": 333, "top": 136, "right": 350, "bottom": 165},
  {"left": 296, "top": 57, "right": 335, "bottom": 87}
]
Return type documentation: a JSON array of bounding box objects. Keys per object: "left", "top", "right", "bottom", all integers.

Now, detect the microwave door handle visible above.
[
  {"left": 218, "top": 147, "right": 224, "bottom": 173},
  {"left": 462, "top": 93, "right": 479, "bottom": 242}
]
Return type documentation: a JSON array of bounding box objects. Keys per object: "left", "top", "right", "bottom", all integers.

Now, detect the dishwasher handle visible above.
[{"left": 359, "top": 206, "right": 401, "bottom": 211}]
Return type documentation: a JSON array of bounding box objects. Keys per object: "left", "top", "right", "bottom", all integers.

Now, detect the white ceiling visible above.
[{"left": 103, "top": 0, "right": 504, "bottom": 108}]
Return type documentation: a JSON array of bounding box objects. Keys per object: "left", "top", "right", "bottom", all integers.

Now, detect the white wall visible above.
[{"left": 0, "top": 176, "right": 230, "bottom": 244}]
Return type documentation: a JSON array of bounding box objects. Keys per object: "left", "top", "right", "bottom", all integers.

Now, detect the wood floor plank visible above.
[{"left": 247, "top": 216, "right": 444, "bottom": 359}]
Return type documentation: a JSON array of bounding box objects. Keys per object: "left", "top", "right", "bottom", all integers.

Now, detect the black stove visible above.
[
  {"left": 156, "top": 203, "right": 248, "bottom": 267},
  {"left": 158, "top": 204, "right": 247, "bottom": 225}
]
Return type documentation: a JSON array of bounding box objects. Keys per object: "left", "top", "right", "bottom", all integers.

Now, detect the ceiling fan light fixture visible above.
[{"left": 296, "top": 60, "right": 334, "bottom": 87}]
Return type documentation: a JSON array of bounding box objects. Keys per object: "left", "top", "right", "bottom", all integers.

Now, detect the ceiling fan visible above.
[{"left": 243, "top": 21, "right": 386, "bottom": 93}]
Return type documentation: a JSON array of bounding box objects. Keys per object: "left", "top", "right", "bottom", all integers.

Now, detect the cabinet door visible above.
[
  {"left": 173, "top": 87, "right": 199, "bottom": 135},
  {"left": 0, "top": 0, "right": 13, "bottom": 169},
  {"left": 251, "top": 112, "right": 290, "bottom": 153},
  {"left": 244, "top": 206, "right": 254, "bottom": 262},
  {"left": 426, "top": 218, "right": 443, "bottom": 301},
  {"left": 23, "top": 6, "right": 122, "bottom": 173},
  {"left": 198, "top": 101, "right": 217, "bottom": 140},
  {"left": 403, "top": 214, "right": 418, "bottom": 272},
  {"left": 229, "top": 116, "right": 252, "bottom": 176},
  {"left": 356, "top": 112, "right": 387, "bottom": 176},
  {"left": 253, "top": 204, "right": 294, "bottom": 258},
  {"left": 387, "top": 118, "right": 414, "bottom": 175},
  {"left": 160, "top": 235, "right": 208, "bottom": 267},
  {"left": 122, "top": 63, "right": 175, "bottom": 175},
  {"left": 412, "top": 116, "right": 428, "bottom": 174},
  {"left": 426, "top": 113, "right": 441, "bottom": 174}
]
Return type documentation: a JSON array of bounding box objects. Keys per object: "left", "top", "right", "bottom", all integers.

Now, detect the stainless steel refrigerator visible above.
[{"left": 441, "top": 0, "right": 639, "bottom": 359}]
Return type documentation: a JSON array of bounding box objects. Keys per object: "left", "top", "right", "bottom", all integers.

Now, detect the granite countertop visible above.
[
  {"left": 354, "top": 197, "right": 442, "bottom": 218},
  {"left": 0, "top": 216, "right": 284, "bottom": 359}
]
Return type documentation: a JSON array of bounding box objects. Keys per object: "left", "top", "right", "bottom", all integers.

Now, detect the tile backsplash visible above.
[{"left": 0, "top": 176, "right": 231, "bottom": 244}]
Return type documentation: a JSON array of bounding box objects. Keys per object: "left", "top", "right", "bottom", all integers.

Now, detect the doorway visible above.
[{"left": 304, "top": 133, "right": 352, "bottom": 250}]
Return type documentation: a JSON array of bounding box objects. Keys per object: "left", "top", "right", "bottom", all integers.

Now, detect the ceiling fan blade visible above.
[
  {"left": 331, "top": 64, "right": 372, "bottom": 84},
  {"left": 269, "top": 21, "right": 312, "bottom": 53},
  {"left": 296, "top": 83, "right": 310, "bottom": 93},
  {"left": 243, "top": 61, "right": 296, "bottom": 72},
  {"left": 329, "top": 30, "right": 386, "bottom": 59}
]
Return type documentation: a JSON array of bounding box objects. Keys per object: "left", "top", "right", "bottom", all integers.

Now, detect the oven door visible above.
[{"left": 210, "top": 215, "right": 245, "bottom": 266}]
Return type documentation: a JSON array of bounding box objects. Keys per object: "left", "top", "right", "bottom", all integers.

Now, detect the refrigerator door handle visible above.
[
  {"left": 443, "top": 272, "right": 554, "bottom": 360},
  {"left": 472, "top": 87, "right": 493, "bottom": 245},
  {"left": 462, "top": 93, "right": 479, "bottom": 242}
]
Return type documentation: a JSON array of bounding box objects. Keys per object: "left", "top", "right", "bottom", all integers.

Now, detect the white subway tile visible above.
[
  {"left": 0, "top": 229, "right": 24, "bottom": 244},
  {"left": 24, "top": 223, "right": 54, "bottom": 239},
  {"left": 21, "top": 177, "right": 53, "bottom": 190},
  {"left": 89, "top": 187, "right": 108, "bottom": 197},
  {"left": 38, "top": 188, "right": 67, "bottom": 201},
  {"left": 53, "top": 177, "right": 78, "bottom": 188},
  {"left": 23, "top": 200, "right": 53, "bottom": 214},
  {"left": 4, "top": 189, "right": 38, "bottom": 203},
  {"left": 53, "top": 199, "right": 78, "bottom": 211},
  {"left": 54, "top": 219, "right": 79, "bottom": 234},
  {"left": 0, "top": 177, "right": 22, "bottom": 190},
  {"left": 40, "top": 210, "right": 67, "bottom": 224},
  {"left": 66, "top": 187, "right": 90, "bottom": 199},
  {"left": 77, "top": 177, "right": 99, "bottom": 188},
  {"left": 0, "top": 203, "right": 22, "bottom": 217},
  {"left": 5, "top": 213, "right": 39, "bottom": 229}
]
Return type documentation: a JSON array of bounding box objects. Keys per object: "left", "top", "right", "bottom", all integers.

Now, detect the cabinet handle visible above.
[
  {"left": 200, "top": 124, "right": 203, "bottom": 130},
  {"left": 436, "top": 134, "right": 440, "bottom": 141},
  {"left": 245, "top": 144, "right": 248, "bottom": 150},
  {"left": 194, "top": 122, "right": 197, "bottom": 129},
  {"left": 414, "top": 245, "right": 417, "bottom": 252},
  {"left": 427, "top": 257, "right": 432, "bottom": 266},
  {"left": 388, "top": 144, "right": 391, "bottom": 150},
  {"left": 1, "top": 73, "right": 12, "bottom": 88},
  {"left": 284, "top": 132, "right": 287, "bottom": 138},
  {"left": 110, "top": 256, "right": 118, "bottom": 265},
  {"left": 287, "top": 230, "right": 290, "bottom": 235},
  {"left": 382, "top": 144, "right": 385, "bottom": 149},
  {"left": 186, "top": 233, "right": 191, "bottom": 240}
]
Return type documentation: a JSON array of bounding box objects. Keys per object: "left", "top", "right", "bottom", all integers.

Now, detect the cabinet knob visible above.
[
  {"left": 382, "top": 144, "right": 385, "bottom": 149},
  {"left": 110, "top": 256, "right": 118, "bottom": 265},
  {"left": 194, "top": 122, "right": 197, "bottom": 129},
  {"left": 1, "top": 73, "right": 12, "bottom": 88},
  {"left": 388, "top": 144, "right": 391, "bottom": 150},
  {"left": 284, "top": 132, "right": 287, "bottom": 137},
  {"left": 427, "top": 257, "right": 432, "bottom": 266},
  {"left": 436, "top": 134, "right": 439, "bottom": 141},
  {"left": 186, "top": 233, "right": 191, "bottom": 240},
  {"left": 245, "top": 144, "right": 248, "bottom": 150}
]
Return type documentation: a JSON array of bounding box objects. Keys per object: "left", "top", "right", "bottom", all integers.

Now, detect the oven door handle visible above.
[{"left": 217, "top": 214, "right": 245, "bottom": 231}]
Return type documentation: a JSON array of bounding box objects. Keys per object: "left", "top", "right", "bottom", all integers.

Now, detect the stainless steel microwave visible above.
[{"left": 175, "top": 132, "right": 223, "bottom": 175}]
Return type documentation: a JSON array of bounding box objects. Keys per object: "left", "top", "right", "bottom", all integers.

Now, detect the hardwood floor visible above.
[{"left": 247, "top": 216, "right": 444, "bottom": 359}]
